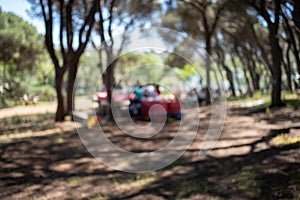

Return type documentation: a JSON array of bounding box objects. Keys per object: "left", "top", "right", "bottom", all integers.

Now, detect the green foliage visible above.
[
  {"left": 115, "top": 52, "right": 164, "bottom": 86},
  {"left": 0, "top": 8, "right": 45, "bottom": 69},
  {"left": 174, "top": 63, "right": 197, "bottom": 80},
  {"left": 165, "top": 53, "right": 189, "bottom": 69},
  {"left": 0, "top": 8, "right": 50, "bottom": 108},
  {"left": 31, "top": 85, "right": 56, "bottom": 101}
]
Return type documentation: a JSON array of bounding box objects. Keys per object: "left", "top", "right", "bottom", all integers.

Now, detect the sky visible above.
[
  {"left": 0, "top": 1, "right": 192, "bottom": 58},
  {"left": 0, "top": 0, "right": 159, "bottom": 47},
  {"left": 0, "top": 0, "right": 207, "bottom": 89},
  {"left": 0, "top": 0, "right": 44, "bottom": 33}
]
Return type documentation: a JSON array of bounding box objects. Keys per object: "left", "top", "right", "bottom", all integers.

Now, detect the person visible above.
[
  {"left": 133, "top": 85, "right": 144, "bottom": 101},
  {"left": 143, "top": 85, "right": 156, "bottom": 98},
  {"left": 32, "top": 96, "right": 39, "bottom": 105},
  {"left": 23, "top": 94, "right": 29, "bottom": 105},
  {"left": 192, "top": 88, "right": 205, "bottom": 105},
  {"left": 154, "top": 85, "right": 161, "bottom": 96},
  {"left": 129, "top": 85, "right": 143, "bottom": 119}
]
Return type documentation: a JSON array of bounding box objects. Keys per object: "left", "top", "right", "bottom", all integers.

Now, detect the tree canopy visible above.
[
  {"left": 2, "top": 0, "right": 299, "bottom": 119},
  {"left": 0, "top": 8, "right": 47, "bottom": 107}
]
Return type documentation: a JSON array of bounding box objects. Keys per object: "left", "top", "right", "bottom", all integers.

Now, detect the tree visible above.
[
  {"left": 0, "top": 9, "right": 45, "bottom": 106},
  {"left": 281, "top": 1, "right": 300, "bottom": 89},
  {"left": 28, "top": 0, "right": 98, "bottom": 121},
  {"left": 163, "top": 0, "right": 227, "bottom": 103},
  {"left": 214, "top": 40, "right": 236, "bottom": 96},
  {"left": 246, "top": 0, "right": 284, "bottom": 107},
  {"left": 0, "top": 9, "right": 44, "bottom": 72},
  {"left": 93, "top": 0, "right": 158, "bottom": 122},
  {"left": 218, "top": 3, "right": 274, "bottom": 96}
]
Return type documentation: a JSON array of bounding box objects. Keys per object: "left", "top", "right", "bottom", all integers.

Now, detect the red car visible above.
[
  {"left": 93, "top": 88, "right": 130, "bottom": 103},
  {"left": 129, "top": 85, "right": 182, "bottom": 121}
]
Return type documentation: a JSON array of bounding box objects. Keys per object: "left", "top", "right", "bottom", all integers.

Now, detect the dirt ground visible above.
[{"left": 0, "top": 102, "right": 299, "bottom": 200}]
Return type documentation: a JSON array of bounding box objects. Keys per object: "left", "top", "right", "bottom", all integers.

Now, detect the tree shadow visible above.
[
  {"left": 0, "top": 131, "right": 133, "bottom": 199},
  {"left": 114, "top": 126, "right": 300, "bottom": 200},
  {"left": 117, "top": 142, "right": 300, "bottom": 200},
  {"left": 1, "top": 111, "right": 299, "bottom": 199}
]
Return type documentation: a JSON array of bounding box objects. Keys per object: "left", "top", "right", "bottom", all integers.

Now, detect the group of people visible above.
[
  {"left": 132, "top": 85, "right": 161, "bottom": 100},
  {"left": 129, "top": 84, "right": 161, "bottom": 119},
  {"left": 23, "top": 94, "right": 39, "bottom": 105}
]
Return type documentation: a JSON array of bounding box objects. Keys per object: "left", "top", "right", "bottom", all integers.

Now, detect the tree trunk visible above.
[
  {"left": 293, "top": 1, "right": 300, "bottom": 68},
  {"left": 246, "top": 55, "right": 259, "bottom": 91},
  {"left": 223, "top": 64, "right": 236, "bottom": 96},
  {"left": 212, "top": 68, "right": 221, "bottom": 98},
  {"left": 283, "top": 44, "right": 292, "bottom": 92},
  {"left": 231, "top": 56, "right": 243, "bottom": 95},
  {"left": 55, "top": 70, "right": 66, "bottom": 121},
  {"left": 269, "top": 26, "right": 284, "bottom": 107},
  {"left": 205, "top": 39, "right": 212, "bottom": 104},
  {"left": 104, "top": 60, "right": 116, "bottom": 123},
  {"left": 264, "top": 74, "right": 270, "bottom": 94},
  {"left": 66, "top": 59, "right": 79, "bottom": 115},
  {"left": 243, "top": 68, "right": 254, "bottom": 97},
  {"left": 251, "top": 55, "right": 260, "bottom": 91},
  {"left": 235, "top": 47, "right": 254, "bottom": 96},
  {"left": 283, "top": 12, "right": 300, "bottom": 76}
]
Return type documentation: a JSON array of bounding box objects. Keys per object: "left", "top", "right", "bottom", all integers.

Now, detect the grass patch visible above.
[
  {"left": 228, "top": 92, "right": 272, "bottom": 112},
  {"left": 176, "top": 179, "right": 210, "bottom": 199},
  {"left": 234, "top": 168, "right": 261, "bottom": 195},
  {"left": 228, "top": 91, "right": 300, "bottom": 108},
  {"left": 112, "top": 172, "right": 155, "bottom": 186},
  {"left": 89, "top": 193, "right": 107, "bottom": 200},
  {"left": 53, "top": 136, "right": 64, "bottom": 143},
  {"left": 282, "top": 92, "right": 300, "bottom": 106},
  {"left": 68, "top": 177, "right": 85, "bottom": 186},
  {"left": 112, "top": 172, "right": 156, "bottom": 193},
  {"left": 284, "top": 99, "right": 300, "bottom": 106},
  {"left": 227, "top": 92, "right": 270, "bottom": 102},
  {"left": 270, "top": 133, "right": 300, "bottom": 146}
]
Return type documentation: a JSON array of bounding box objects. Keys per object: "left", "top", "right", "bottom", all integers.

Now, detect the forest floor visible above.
[{"left": 0, "top": 99, "right": 300, "bottom": 200}]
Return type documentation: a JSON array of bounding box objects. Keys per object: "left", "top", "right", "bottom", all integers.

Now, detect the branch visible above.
[
  {"left": 66, "top": 0, "right": 74, "bottom": 50},
  {"left": 91, "top": 40, "right": 100, "bottom": 51},
  {"left": 59, "top": 0, "right": 65, "bottom": 57},
  {"left": 40, "top": 0, "right": 60, "bottom": 70},
  {"left": 107, "top": 0, "right": 116, "bottom": 48},
  {"left": 210, "top": 2, "right": 226, "bottom": 35},
  {"left": 76, "top": 0, "right": 98, "bottom": 56},
  {"left": 181, "top": 0, "right": 204, "bottom": 13},
  {"left": 246, "top": 0, "right": 272, "bottom": 25},
  {"left": 97, "top": 1, "right": 108, "bottom": 51},
  {"left": 258, "top": 0, "right": 272, "bottom": 25},
  {"left": 273, "top": 0, "right": 282, "bottom": 32},
  {"left": 117, "top": 15, "right": 136, "bottom": 56},
  {"left": 250, "top": 23, "right": 272, "bottom": 70}
]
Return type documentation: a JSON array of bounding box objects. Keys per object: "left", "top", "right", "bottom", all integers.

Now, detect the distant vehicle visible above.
[
  {"left": 129, "top": 84, "right": 182, "bottom": 121},
  {"left": 93, "top": 87, "right": 130, "bottom": 103}
]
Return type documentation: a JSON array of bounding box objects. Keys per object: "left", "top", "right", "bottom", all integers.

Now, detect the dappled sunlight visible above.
[
  {"left": 1, "top": 0, "right": 300, "bottom": 198},
  {"left": 0, "top": 102, "right": 300, "bottom": 199}
]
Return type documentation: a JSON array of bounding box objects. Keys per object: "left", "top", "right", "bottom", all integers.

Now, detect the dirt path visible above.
[
  {"left": 0, "top": 103, "right": 56, "bottom": 119},
  {"left": 0, "top": 103, "right": 299, "bottom": 200},
  {"left": 0, "top": 97, "right": 96, "bottom": 120}
]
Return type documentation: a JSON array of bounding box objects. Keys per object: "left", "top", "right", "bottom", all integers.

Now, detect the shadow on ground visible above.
[{"left": 0, "top": 105, "right": 300, "bottom": 199}]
